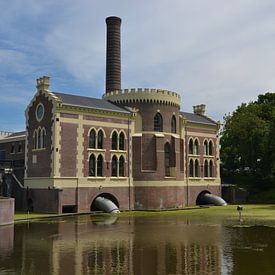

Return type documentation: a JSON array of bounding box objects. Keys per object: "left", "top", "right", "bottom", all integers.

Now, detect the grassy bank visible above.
[{"left": 14, "top": 204, "right": 275, "bottom": 223}]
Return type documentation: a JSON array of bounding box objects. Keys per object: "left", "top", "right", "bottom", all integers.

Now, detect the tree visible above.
[{"left": 220, "top": 92, "right": 275, "bottom": 185}]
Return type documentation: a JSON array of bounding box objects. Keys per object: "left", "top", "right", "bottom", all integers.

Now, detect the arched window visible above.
[
  {"left": 119, "top": 132, "right": 125, "bottom": 150},
  {"left": 42, "top": 128, "right": 46, "bottom": 148},
  {"left": 195, "top": 159, "right": 199, "bottom": 177},
  {"left": 89, "top": 154, "right": 96, "bottom": 176},
  {"left": 37, "top": 128, "right": 42, "bottom": 149},
  {"left": 112, "top": 131, "right": 118, "bottom": 150},
  {"left": 97, "top": 130, "right": 104, "bottom": 149},
  {"left": 119, "top": 156, "right": 125, "bottom": 177},
  {"left": 209, "top": 140, "right": 214, "bottom": 156},
  {"left": 171, "top": 115, "right": 176, "bottom": 133},
  {"left": 97, "top": 154, "right": 103, "bottom": 177},
  {"left": 204, "top": 160, "right": 209, "bottom": 177},
  {"left": 111, "top": 155, "right": 118, "bottom": 176},
  {"left": 89, "top": 129, "right": 96, "bottom": 148},
  {"left": 33, "top": 130, "right": 37, "bottom": 149},
  {"left": 209, "top": 160, "right": 214, "bottom": 177},
  {"left": 154, "top": 113, "right": 163, "bottom": 132},
  {"left": 189, "top": 159, "right": 194, "bottom": 177},
  {"left": 203, "top": 140, "right": 208, "bottom": 155},
  {"left": 164, "top": 143, "right": 171, "bottom": 176},
  {"left": 189, "top": 139, "right": 194, "bottom": 154},
  {"left": 18, "top": 143, "right": 22, "bottom": 153},
  {"left": 194, "top": 139, "right": 199, "bottom": 155}
]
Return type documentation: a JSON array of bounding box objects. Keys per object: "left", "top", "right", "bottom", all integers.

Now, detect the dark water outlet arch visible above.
[{"left": 90, "top": 193, "right": 119, "bottom": 212}]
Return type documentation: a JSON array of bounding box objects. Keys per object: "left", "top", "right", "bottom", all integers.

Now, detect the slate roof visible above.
[
  {"left": 7, "top": 131, "right": 26, "bottom": 137},
  {"left": 180, "top": 111, "right": 217, "bottom": 125},
  {"left": 52, "top": 92, "right": 131, "bottom": 114}
]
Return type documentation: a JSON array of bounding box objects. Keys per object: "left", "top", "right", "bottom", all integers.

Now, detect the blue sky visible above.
[{"left": 1, "top": 0, "right": 275, "bottom": 132}]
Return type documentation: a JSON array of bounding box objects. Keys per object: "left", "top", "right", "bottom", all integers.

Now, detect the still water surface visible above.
[{"left": 1, "top": 214, "right": 275, "bottom": 274}]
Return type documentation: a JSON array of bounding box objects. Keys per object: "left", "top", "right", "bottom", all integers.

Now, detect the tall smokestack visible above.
[{"left": 105, "top": 16, "right": 121, "bottom": 93}]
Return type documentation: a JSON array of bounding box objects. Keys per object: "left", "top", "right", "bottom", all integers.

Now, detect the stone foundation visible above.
[
  {"left": 25, "top": 184, "right": 222, "bottom": 213},
  {"left": 27, "top": 186, "right": 135, "bottom": 213},
  {"left": 0, "top": 197, "right": 14, "bottom": 226}
]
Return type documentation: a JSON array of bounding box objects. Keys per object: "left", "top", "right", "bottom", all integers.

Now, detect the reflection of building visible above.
[
  {"left": 0, "top": 216, "right": 225, "bottom": 274},
  {"left": 0, "top": 16, "right": 221, "bottom": 213}
]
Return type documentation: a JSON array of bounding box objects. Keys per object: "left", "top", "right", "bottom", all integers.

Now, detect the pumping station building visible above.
[{"left": 0, "top": 17, "right": 222, "bottom": 213}]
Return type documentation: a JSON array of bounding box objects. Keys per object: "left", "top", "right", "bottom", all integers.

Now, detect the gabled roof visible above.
[
  {"left": 52, "top": 92, "right": 131, "bottom": 114},
  {"left": 180, "top": 111, "right": 217, "bottom": 125}
]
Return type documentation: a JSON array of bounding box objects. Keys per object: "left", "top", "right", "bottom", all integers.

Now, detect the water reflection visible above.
[{"left": 0, "top": 215, "right": 275, "bottom": 274}]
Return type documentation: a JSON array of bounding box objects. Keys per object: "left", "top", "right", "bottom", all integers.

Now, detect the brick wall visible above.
[
  {"left": 60, "top": 122, "right": 78, "bottom": 177},
  {"left": 27, "top": 92, "right": 53, "bottom": 177}
]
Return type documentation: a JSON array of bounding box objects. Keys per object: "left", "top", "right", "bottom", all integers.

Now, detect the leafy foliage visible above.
[{"left": 220, "top": 92, "right": 275, "bottom": 186}]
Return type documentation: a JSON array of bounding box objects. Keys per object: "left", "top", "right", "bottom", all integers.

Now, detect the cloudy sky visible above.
[{"left": 1, "top": 0, "right": 275, "bottom": 131}]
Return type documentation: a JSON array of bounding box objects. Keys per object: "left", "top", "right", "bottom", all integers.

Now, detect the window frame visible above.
[{"left": 154, "top": 113, "right": 163, "bottom": 132}]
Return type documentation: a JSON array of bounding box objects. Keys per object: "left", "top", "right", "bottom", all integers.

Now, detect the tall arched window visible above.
[
  {"left": 194, "top": 139, "right": 199, "bottom": 155},
  {"left": 112, "top": 131, "right": 118, "bottom": 150},
  {"left": 89, "top": 154, "right": 96, "bottom": 176},
  {"left": 33, "top": 130, "right": 37, "bottom": 149},
  {"left": 189, "top": 139, "right": 194, "bottom": 154},
  {"left": 171, "top": 115, "right": 176, "bottom": 133},
  {"left": 111, "top": 155, "right": 118, "bottom": 176},
  {"left": 97, "top": 154, "right": 103, "bottom": 177},
  {"left": 164, "top": 143, "right": 171, "bottom": 176},
  {"left": 89, "top": 129, "right": 96, "bottom": 148},
  {"left": 42, "top": 128, "right": 46, "bottom": 148},
  {"left": 119, "top": 132, "right": 125, "bottom": 150},
  {"left": 154, "top": 113, "right": 163, "bottom": 132},
  {"left": 189, "top": 159, "right": 194, "bottom": 177},
  {"left": 209, "top": 160, "right": 214, "bottom": 177},
  {"left": 204, "top": 160, "right": 209, "bottom": 177},
  {"left": 209, "top": 140, "right": 214, "bottom": 156},
  {"left": 195, "top": 159, "right": 199, "bottom": 177},
  {"left": 97, "top": 130, "right": 104, "bottom": 149},
  {"left": 119, "top": 156, "right": 125, "bottom": 177},
  {"left": 203, "top": 140, "right": 208, "bottom": 155},
  {"left": 37, "top": 128, "right": 42, "bottom": 149}
]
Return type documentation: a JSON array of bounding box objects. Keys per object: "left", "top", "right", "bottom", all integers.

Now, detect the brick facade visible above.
[
  {"left": 60, "top": 122, "right": 78, "bottom": 177},
  {"left": 26, "top": 92, "right": 53, "bottom": 177}
]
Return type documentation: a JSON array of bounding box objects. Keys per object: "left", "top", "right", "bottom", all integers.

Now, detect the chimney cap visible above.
[{"left": 106, "top": 16, "right": 121, "bottom": 25}]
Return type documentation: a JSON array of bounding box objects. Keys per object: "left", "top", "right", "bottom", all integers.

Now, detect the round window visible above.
[{"left": 36, "top": 103, "right": 44, "bottom": 121}]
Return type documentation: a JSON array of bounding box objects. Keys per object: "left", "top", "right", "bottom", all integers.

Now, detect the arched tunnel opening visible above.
[
  {"left": 90, "top": 193, "right": 120, "bottom": 213},
  {"left": 196, "top": 191, "right": 227, "bottom": 206}
]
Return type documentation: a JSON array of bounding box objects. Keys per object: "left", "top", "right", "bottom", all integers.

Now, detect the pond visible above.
[{"left": 1, "top": 213, "right": 275, "bottom": 274}]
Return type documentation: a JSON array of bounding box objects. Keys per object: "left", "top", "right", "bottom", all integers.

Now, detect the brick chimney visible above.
[
  {"left": 36, "top": 76, "right": 50, "bottom": 91},
  {"left": 193, "top": 104, "right": 206, "bottom": 116},
  {"left": 105, "top": 16, "right": 121, "bottom": 93}
]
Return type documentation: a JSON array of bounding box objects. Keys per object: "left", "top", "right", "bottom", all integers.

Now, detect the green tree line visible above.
[{"left": 220, "top": 92, "right": 275, "bottom": 188}]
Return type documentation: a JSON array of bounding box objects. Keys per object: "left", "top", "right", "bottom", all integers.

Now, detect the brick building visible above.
[{"left": 0, "top": 16, "right": 221, "bottom": 213}]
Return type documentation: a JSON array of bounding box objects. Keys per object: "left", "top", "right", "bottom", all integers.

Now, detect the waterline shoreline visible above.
[{"left": 13, "top": 204, "right": 275, "bottom": 223}]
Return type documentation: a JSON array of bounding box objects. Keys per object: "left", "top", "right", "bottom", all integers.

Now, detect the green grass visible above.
[
  {"left": 14, "top": 204, "right": 275, "bottom": 223},
  {"left": 15, "top": 212, "right": 62, "bottom": 220},
  {"left": 118, "top": 204, "right": 275, "bottom": 221}
]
